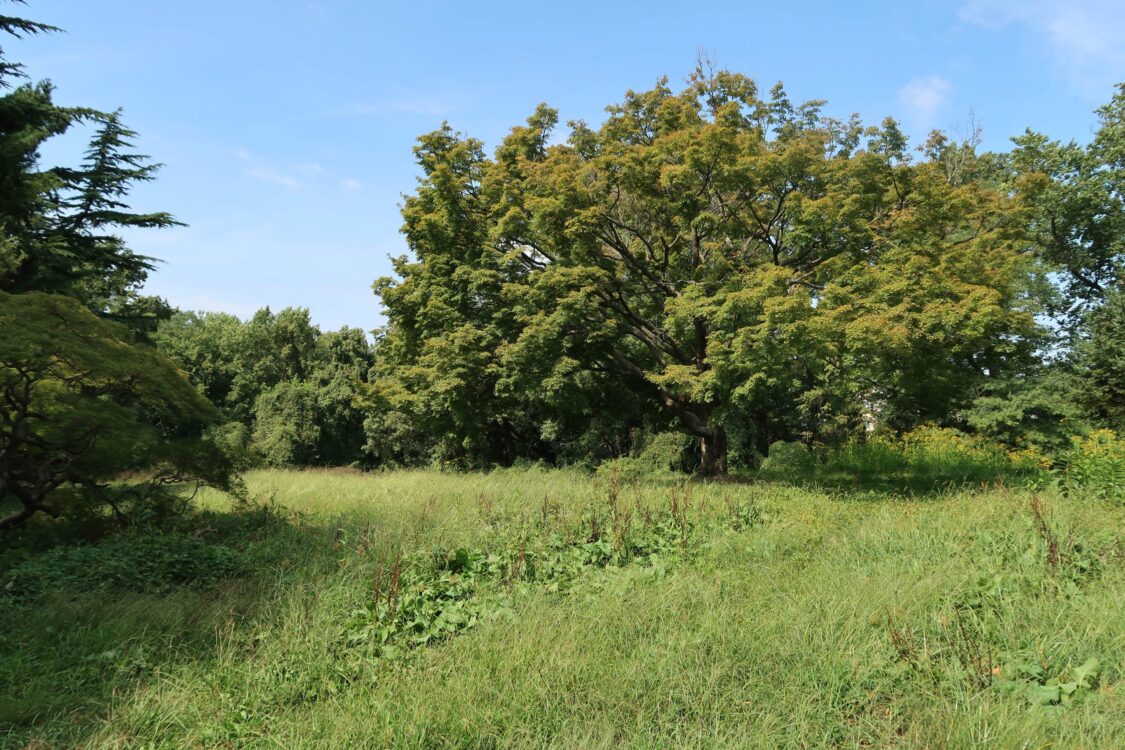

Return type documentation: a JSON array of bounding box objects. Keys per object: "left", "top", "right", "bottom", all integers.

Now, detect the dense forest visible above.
[{"left": 1, "top": 5, "right": 1122, "bottom": 519}]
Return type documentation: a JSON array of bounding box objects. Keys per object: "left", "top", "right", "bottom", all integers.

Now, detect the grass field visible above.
[{"left": 2, "top": 468, "right": 1123, "bottom": 748}]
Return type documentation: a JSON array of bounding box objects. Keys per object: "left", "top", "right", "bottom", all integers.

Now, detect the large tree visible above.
[
  {"left": 0, "top": 4, "right": 237, "bottom": 529},
  {"left": 377, "top": 71, "right": 1037, "bottom": 474},
  {"left": 370, "top": 120, "right": 654, "bottom": 468}
]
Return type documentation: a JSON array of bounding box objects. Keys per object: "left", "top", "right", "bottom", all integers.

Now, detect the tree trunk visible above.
[
  {"left": 699, "top": 426, "right": 728, "bottom": 477},
  {"left": 0, "top": 484, "right": 57, "bottom": 532},
  {"left": 0, "top": 503, "right": 37, "bottom": 532},
  {"left": 607, "top": 351, "right": 727, "bottom": 475}
]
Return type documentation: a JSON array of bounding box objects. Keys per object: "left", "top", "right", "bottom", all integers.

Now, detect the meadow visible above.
[{"left": 2, "top": 468, "right": 1122, "bottom": 749}]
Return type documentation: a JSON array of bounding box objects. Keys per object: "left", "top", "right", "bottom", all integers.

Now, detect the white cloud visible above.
[
  {"left": 959, "top": 0, "right": 1125, "bottom": 95},
  {"left": 898, "top": 75, "right": 952, "bottom": 130},
  {"left": 235, "top": 148, "right": 302, "bottom": 189},
  {"left": 235, "top": 151, "right": 361, "bottom": 192},
  {"left": 245, "top": 166, "right": 301, "bottom": 189}
]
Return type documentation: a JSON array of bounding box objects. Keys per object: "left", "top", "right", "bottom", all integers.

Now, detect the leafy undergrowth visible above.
[
  {"left": 0, "top": 502, "right": 299, "bottom": 603},
  {"left": 341, "top": 489, "right": 758, "bottom": 661},
  {"left": 3, "top": 532, "right": 245, "bottom": 600},
  {"left": 1, "top": 468, "right": 1122, "bottom": 748}
]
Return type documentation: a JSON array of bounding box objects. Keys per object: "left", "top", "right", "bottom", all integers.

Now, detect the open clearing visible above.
[{"left": 2, "top": 469, "right": 1123, "bottom": 748}]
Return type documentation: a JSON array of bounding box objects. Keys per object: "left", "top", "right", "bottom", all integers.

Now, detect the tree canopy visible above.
[
  {"left": 1009, "top": 84, "right": 1125, "bottom": 326},
  {"left": 153, "top": 308, "right": 375, "bottom": 467},
  {"left": 373, "top": 70, "right": 1041, "bottom": 474},
  {"left": 3, "top": 2, "right": 1122, "bottom": 486}
]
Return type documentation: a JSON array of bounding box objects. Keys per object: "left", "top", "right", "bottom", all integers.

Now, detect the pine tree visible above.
[
  {"left": 50, "top": 110, "right": 183, "bottom": 309},
  {"left": 0, "top": 5, "right": 77, "bottom": 293},
  {"left": 0, "top": 4, "right": 181, "bottom": 323},
  {"left": 0, "top": 5, "right": 59, "bottom": 82}
]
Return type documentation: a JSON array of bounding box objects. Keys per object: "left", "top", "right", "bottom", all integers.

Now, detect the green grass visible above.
[{"left": 2, "top": 468, "right": 1123, "bottom": 748}]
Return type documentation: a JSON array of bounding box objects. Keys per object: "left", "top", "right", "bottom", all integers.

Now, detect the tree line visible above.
[{"left": 1, "top": 3, "right": 1122, "bottom": 530}]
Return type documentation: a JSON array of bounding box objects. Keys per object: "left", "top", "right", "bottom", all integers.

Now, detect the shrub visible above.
[
  {"left": 759, "top": 427, "right": 1047, "bottom": 488},
  {"left": 759, "top": 441, "right": 815, "bottom": 476},
  {"left": 1057, "top": 429, "right": 1125, "bottom": 503},
  {"left": 595, "top": 456, "right": 666, "bottom": 483},
  {"left": 595, "top": 431, "right": 691, "bottom": 481},
  {"left": 897, "top": 425, "right": 1014, "bottom": 477},
  {"left": 638, "top": 431, "right": 693, "bottom": 472},
  {"left": 2, "top": 531, "right": 246, "bottom": 601}
]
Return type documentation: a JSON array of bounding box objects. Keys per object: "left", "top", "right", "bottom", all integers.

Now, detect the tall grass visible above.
[
  {"left": 2, "top": 467, "right": 1122, "bottom": 748},
  {"left": 758, "top": 426, "right": 1049, "bottom": 492},
  {"left": 1057, "top": 429, "right": 1125, "bottom": 503}
]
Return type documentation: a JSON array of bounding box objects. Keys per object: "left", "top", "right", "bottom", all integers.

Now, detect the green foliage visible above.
[
  {"left": 2, "top": 531, "right": 245, "bottom": 600},
  {"left": 640, "top": 430, "right": 693, "bottom": 469},
  {"left": 204, "top": 420, "right": 255, "bottom": 472},
  {"left": 0, "top": 291, "right": 237, "bottom": 530},
  {"left": 155, "top": 309, "right": 374, "bottom": 466},
  {"left": 45, "top": 111, "right": 183, "bottom": 310},
  {"left": 759, "top": 427, "right": 1047, "bottom": 490},
  {"left": 997, "top": 657, "right": 1101, "bottom": 707},
  {"left": 343, "top": 499, "right": 725, "bottom": 661},
  {"left": 1010, "top": 84, "right": 1125, "bottom": 324},
  {"left": 0, "top": 9, "right": 180, "bottom": 319},
  {"left": 361, "top": 408, "right": 436, "bottom": 468},
  {"left": 1074, "top": 289, "right": 1125, "bottom": 431},
  {"left": 594, "top": 430, "right": 692, "bottom": 481},
  {"left": 374, "top": 68, "right": 1041, "bottom": 474},
  {"left": 252, "top": 381, "right": 322, "bottom": 466},
  {"left": 153, "top": 306, "right": 326, "bottom": 423},
  {"left": 0, "top": 7, "right": 216, "bottom": 535},
  {"left": 152, "top": 310, "right": 245, "bottom": 407},
  {"left": 1056, "top": 430, "right": 1125, "bottom": 504},
  {"left": 963, "top": 368, "right": 1089, "bottom": 453},
  {"left": 759, "top": 440, "right": 815, "bottom": 475}
]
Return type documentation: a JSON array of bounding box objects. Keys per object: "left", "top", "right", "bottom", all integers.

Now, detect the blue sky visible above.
[{"left": 16, "top": 0, "right": 1125, "bottom": 330}]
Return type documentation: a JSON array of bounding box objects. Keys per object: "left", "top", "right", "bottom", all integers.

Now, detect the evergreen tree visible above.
[
  {"left": 48, "top": 110, "right": 182, "bottom": 309},
  {"left": 0, "top": 6, "right": 180, "bottom": 323}
]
